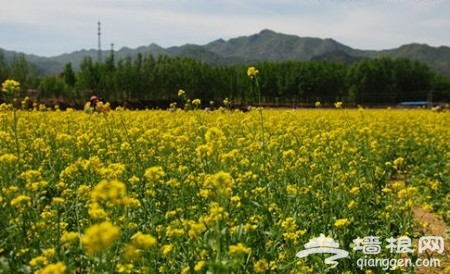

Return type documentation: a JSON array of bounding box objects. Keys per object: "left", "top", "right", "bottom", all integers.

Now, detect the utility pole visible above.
[
  {"left": 97, "top": 21, "right": 102, "bottom": 63},
  {"left": 110, "top": 43, "right": 114, "bottom": 60},
  {"left": 427, "top": 90, "right": 433, "bottom": 109}
]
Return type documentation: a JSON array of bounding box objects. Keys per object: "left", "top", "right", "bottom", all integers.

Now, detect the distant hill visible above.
[{"left": 2, "top": 29, "right": 450, "bottom": 76}]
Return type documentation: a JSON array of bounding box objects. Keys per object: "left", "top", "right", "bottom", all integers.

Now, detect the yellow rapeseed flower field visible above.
[{"left": 0, "top": 106, "right": 448, "bottom": 273}]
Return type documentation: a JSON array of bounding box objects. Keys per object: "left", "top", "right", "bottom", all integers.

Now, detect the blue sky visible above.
[{"left": 1, "top": 0, "right": 449, "bottom": 57}]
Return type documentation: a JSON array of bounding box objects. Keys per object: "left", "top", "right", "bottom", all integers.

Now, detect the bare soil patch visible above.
[{"left": 413, "top": 208, "right": 450, "bottom": 273}]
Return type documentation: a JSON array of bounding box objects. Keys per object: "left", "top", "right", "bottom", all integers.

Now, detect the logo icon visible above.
[{"left": 296, "top": 234, "right": 349, "bottom": 269}]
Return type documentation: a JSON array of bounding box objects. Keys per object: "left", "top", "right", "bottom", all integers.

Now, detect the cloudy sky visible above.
[{"left": 1, "top": 0, "right": 449, "bottom": 57}]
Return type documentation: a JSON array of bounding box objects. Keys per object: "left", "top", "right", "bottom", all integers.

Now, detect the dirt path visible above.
[{"left": 413, "top": 208, "right": 450, "bottom": 273}]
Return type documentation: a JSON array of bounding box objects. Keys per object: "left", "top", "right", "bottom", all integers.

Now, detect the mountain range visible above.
[{"left": 2, "top": 29, "right": 450, "bottom": 76}]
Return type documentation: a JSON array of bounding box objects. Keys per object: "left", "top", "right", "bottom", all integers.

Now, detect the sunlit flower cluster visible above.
[
  {"left": 0, "top": 106, "right": 448, "bottom": 272},
  {"left": 247, "top": 66, "right": 259, "bottom": 78},
  {"left": 1, "top": 79, "right": 20, "bottom": 95}
]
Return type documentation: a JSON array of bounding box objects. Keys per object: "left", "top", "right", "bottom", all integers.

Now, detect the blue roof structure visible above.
[{"left": 399, "top": 101, "right": 429, "bottom": 106}]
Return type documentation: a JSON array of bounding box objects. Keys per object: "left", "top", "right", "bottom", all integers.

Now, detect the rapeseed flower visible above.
[
  {"left": 42, "top": 248, "right": 56, "bottom": 258},
  {"left": 334, "top": 101, "right": 343, "bottom": 108},
  {"left": 192, "top": 98, "right": 201, "bottom": 107},
  {"left": 60, "top": 231, "right": 79, "bottom": 248},
  {"left": 253, "top": 259, "right": 269, "bottom": 273},
  {"left": 34, "top": 262, "right": 67, "bottom": 274},
  {"left": 0, "top": 153, "right": 18, "bottom": 165},
  {"left": 88, "top": 202, "right": 108, "bottom": 219},
  {"left": 397, "top": 187, "right": 418, "bottom": 200},
  {"left": 280, "top": 217, "right": 297, "bottom": 231},
  {"left": 223, "top": 97, "right": 231, "bottom": 108},
  {"left": 187, "top": 222, "right": 206, "bottom": 239},
  {"left": 52, "top": 197, "right": 65, "bottom": 205},
  {"left": 122, "top": 244, "right": 140, "bottom": 261},
  {"left": 81, "top": 221, "right": 120, "bottom": 255},
  {"left": 204, "top": 127, "right": 226, "bottom": 145},
  {"left": 10, "top": 195, "right": 31, "bottom": 211},
  {"left": 144, "top": 166, "right": 165, "bottom": 183},
  {"left": 247, "top": 66, "right": 259, "bottom": 78},
  {"left": 130, "top": 231, "right": 157, "bottom": 249},
  {"left": 29, "top": 256, "right": 48, "bottom": 267},
  {"left": 230, "top": 195, "right": 241, "bottom": 208},
  {"left": 228, "top": 243, "right": 251, "bottom": 255},
  {"left": 203, "top": 171, "right": 234, "bottom": 197},
  {"left": 347, "top": 200, "right": 357, "bottom": 209},
  {"left": 334, "top": 218, "right": 351, "bottom": 228},
  {"left": 166, "top": 226, "right": 185, "bottom": 237},
  {"left": 286, "top": 184, "right": 298, "bottom": 195},
  {"left": 393, "top": 157, "right": 405, "bottom": 170},
  {"left": 194, "top": 260, "right": 206, "bottom": 272},
  {"left": 349, "top": 186, "right": 360, "bottom": 195},
  {"left": 90, "top": 179, "right": 127, "bottom": 205},
  {"left": 160, "top": 244, "right": 174, "bottom": 255},
  {"left": 0, "top": 107, "right": 448, "bottom": 273},
  {"left": 116, "top": 263, "right": 134, "bottom": 273},
  {"left": 1, "top": 79, "right": 20, "bottom": 95}
]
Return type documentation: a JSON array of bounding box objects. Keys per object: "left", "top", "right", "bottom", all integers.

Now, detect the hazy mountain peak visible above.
[{"left": 2, "top": 29, "right": 450, "bottom": 76}]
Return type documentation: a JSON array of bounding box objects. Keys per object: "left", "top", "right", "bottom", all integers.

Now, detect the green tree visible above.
[
  {"left": 394, "top": 58, "right": 432, "bottom": 102},
  {"left": 9, "top": 53, "right": 37, "bottom": 90},
  {"left": 76, "top": 57, "right": 101, "bottom": 99},
  {"left": 38, "top": 76, "right": 70, "bottom": 99},
  {"left": 98, "top": 54, "right": 116, "bottom": 101},
  {"left": 0, "top": 50, "right": 9, "bottom": 83},
  {"left": 63, "top": 63, "right": 76, "bottom": 88}
]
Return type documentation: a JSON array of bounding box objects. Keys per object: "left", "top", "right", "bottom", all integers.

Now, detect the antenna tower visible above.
[{"left": 97, "top": 21, "right": 102, "bottom": 62}]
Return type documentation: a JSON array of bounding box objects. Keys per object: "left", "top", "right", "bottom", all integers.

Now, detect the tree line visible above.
[{"left": 1, "top": 50, "right": 449, "bottom": 109}]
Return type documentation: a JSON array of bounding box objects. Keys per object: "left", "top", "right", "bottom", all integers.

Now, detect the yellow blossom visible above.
[
  {"left": 334, "top": 218, "right": 351, "bottom": 228},
  {"left": 254, "top": 259, "right": 269, "bottom": 273},
  {"left": 203, "top": 171, "right": 234, "bottom": 196},
  {"left": 393, "top": 157, "right": 405, "bottom": 170},
  {"left": 228, "top": 243, "right": 251, "bottom": 255},
  {"left": 247, "top": 66, "right": 259, "bottom": 78},
  {"left": 194, "top": 260, "right": 206, "bottom": 272},
  {"left": 10, "top": 195, "right": 31, "bottom": 211},
  {"left": 122, "top": 244, "right": 141, "bottom": 261},
  {"left": 1, "top": 79, "right": 20, "bottom": 95},
  {"left": 52, "top": 197, "right": 65, "bottom": 205},
  {"left": 42, "top": 248, "right": 56, "bottom": 258},
  {"left": 166, "top": 226, "right": 185, "bottom": 237},
  {"left": 188, "top": 222, "right": 206, "bottom": 239},
  {"left": 88, "top": 202, "right": 108, "bottom": 219},
  {"left": 34, "top": 262, "right": 67, "bottom": 274},
  {"left": 286, "top": 184, "right": 298, "bottom": 195},
  {"left": 29, "top": 256, "right": 48, "bottom": 267},
  {"left": 349, "top": 187, "right": 360, "bottom": 195},
  {"left": 90, "top": 179, "right": 127, "bottom": 205},
  {"left": 81, "top": 221, "right": 120, "bottom": 255},
  {"left": 131, "top": 231, "right": 157, "bottom": 249},
  {"left": 116, "top": 263, "right": 134, "bottom": 273},
  {"left": 348, "top": 200, "right": 357, "bottom": 209},
  {"left": 60, "top": 231, "right": 79, "bottom": 248},
  {"left": 144, "top": 166, "right": 165, "bottom": 183},
  {"left": 161, "top": 244, "right": 174, "bottom": 256},
  {"left": 334, "top": 101, "right": 343, "bottom": 108}
]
